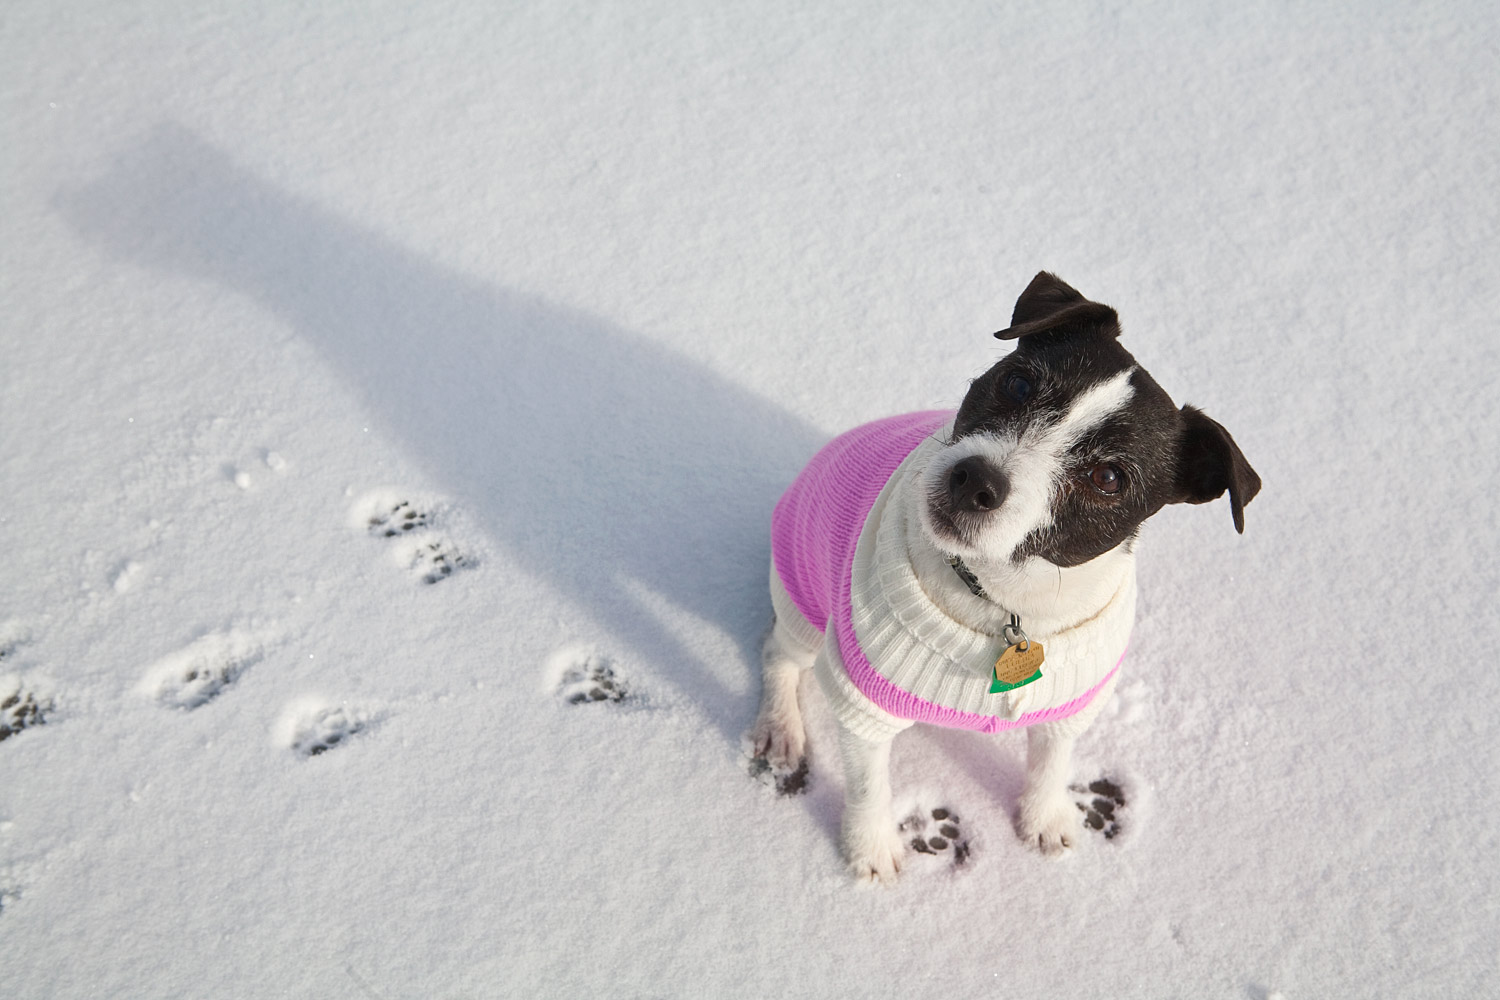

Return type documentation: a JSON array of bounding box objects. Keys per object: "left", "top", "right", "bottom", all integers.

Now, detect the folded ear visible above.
[
  {"left": 994, "top": 271, "right": 1119, "bottom": 341},
  {"left": 1176, "top": 405, "right": 1262, "bottom": 533}
]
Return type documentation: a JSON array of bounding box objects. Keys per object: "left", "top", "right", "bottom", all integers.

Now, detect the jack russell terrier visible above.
[{"left": 750, "top": 272, "right": 1260, "bottom": 883}]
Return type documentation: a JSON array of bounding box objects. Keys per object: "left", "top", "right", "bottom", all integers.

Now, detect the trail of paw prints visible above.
[
  {"left": 353, "top": 490, "right": 474, "bottom": 585},
  {"left": 138, "top": 629, "right": 265, "bottom": 710},
  {"left": 901, "top": 805, "right": 971, "bottom": 868},
  {"left": 366, "top": 499, "right": 471, "bottom": 584},
  {"left": 747, "top": 754, "right": 810, "bottom": 797},
  {"left": 278, "top": 699, "right": 372, "bottom": 758},
  {"left": 1070, "top": 778, "right": 1128, "bottom": 840}
]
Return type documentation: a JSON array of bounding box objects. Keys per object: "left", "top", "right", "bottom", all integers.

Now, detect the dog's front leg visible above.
[
  {"left": 1017, "top": 721, "right": 1083, "bottom": 855},
  {"left": 749, "top": 616, "right": 816, "bottom": 770},
  {"left": 837, "top": 724, "right": 904, "bottom": 884},
  {"left": 1018, "top": 673, "right": 1118, "bottom": 854}
]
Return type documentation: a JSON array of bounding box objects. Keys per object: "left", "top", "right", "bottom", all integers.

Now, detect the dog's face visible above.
[{"left": 918, "top": 273, "right": 1261, "bottom": 569}]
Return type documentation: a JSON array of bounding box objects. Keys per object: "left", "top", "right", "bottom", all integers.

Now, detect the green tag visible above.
[{"left": 990, "top": 640, "right": 1044, "bottom": 694}]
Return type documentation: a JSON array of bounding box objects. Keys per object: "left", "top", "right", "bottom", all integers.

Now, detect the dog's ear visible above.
[
  {"left": 1175, "top": 405, "right": 1262, "bottom": 533},
  {"left": 994, "top": 271, "right": 1119, "bottom": 341}
]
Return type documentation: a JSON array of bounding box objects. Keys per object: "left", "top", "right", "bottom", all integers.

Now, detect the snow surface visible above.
[{"left": 2, "top": 2, "right": 1498, "bottom": 997}]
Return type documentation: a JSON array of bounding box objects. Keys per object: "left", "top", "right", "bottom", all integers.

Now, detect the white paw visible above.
[
  {"left": 1018, "top": 791, "right": 1081, "bottom": 856},
  {"left": 749, "top": 706, "right": 805, "bottom": 772},
  {"left": 842, "top": 810, "right": 905, "bottom": 885}
]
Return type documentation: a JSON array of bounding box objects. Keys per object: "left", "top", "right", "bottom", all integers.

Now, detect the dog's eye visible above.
[
  {"left": 1003, "top": 374, "right": 1032, "bottom": 403},
  {"left": 1089, "top": 465, "right": 1122, "bottom": 494}
]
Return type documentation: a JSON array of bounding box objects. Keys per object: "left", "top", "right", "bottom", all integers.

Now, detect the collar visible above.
[
  {"left": 947, "top": 555, "right": 1030, "bottom": 647},
  {"left": 947, "top": 554, "right": 989, "bottom": 599}
]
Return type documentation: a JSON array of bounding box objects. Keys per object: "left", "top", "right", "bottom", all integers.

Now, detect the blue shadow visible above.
[{"left": 56, "top": 124, "right": 826, "bottom": 741}]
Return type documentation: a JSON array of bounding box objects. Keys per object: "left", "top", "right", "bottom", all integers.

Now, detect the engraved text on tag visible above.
[{"left": 991, "top": 640, "right": 1045, "bottom": 693}]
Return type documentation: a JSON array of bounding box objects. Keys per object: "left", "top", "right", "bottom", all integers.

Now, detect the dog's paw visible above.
[
  {"left": 747, "top": 661, "right": 808, "bottom": 794},
  {"left": 842, "top": 811, "right": 905, "bottom": 885},
  {"left": 1070, "top": 778, "right": 1128, "bottom": 840},
  {"left": 1017, "top": 790, "right": 1081, "bottom": 856},
  {"left": 747, "top": 702, "right": 809, "bottom": 797},
  {"left": 900, "top": 805, "right": 972, "bottom": 868},
  {"left": 749, "top": 708, "right": 806, "bottom": 768}
]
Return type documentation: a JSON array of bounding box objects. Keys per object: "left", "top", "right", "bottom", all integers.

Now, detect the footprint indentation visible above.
[
  {"left": 900, "top": 805, "right": 971, "bottom": 867},
  {"left": 557, "top": 654, "right": 629, "bottom": 705},
  {"left": 407, "top": 539, "right": 469, "bottom": 585},
  {"left": 357, "top": 493, "right": 474, "bottom": 585},
  {"left": 1, "top": 626, "right": 50, "bottom": 744},
  {"left": 1, "top": 687, "right": 49, "bottom": 743},
  {"left": 0, "top": 881, "right": 19, "bottom": 914},
  {"left": 1070, "top": 778, "right": 1127, "bottom": 840},
  {"left": 366, "top": 500, "right": 429, "bottom": 537},
  {"left": 282, "top": 701, "right": 369, "bottom": 758},
  {"left": 140, "top": 630, "right": 264, "bottom": 710},
  {"left": 747, "top": 754, "right": 810, "bottom": 797}
]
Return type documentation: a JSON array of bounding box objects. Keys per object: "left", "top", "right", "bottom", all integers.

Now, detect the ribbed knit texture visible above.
[
  {"left": 772, "top": 412, "right": 948, "bottom": 636},
  {"left": 772, "top": 412, "right": 1128, "bottom": 740}
]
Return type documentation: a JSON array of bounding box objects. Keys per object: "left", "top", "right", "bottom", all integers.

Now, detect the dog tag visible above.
[{"left": 990, "top": 640, "right": 1044, "bottom": 694}]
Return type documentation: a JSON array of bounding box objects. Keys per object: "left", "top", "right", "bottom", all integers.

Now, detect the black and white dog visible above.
[{"left": 751, "top": 272, "right": 1260, "bottom": 883}]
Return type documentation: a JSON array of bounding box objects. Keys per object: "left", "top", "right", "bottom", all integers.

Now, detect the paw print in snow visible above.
[
  {"left": 747, "top": 754, "right": 810, "bottom": 797},
  {"left": 366, "top": 500, "right": 429, "bottom": 537},
  {"left": 356, "top": 492, "right": 473, "bottom": 585},
  {"left": 1, "top": 627, "right": 50, "bottom": 744},
  {"left": 1070, "top": 778, "right": 1127, "bottom": 840},
  {"left": 284, "top": 702, "right": 368, "bottom": 758},
  {"left": 139, "top": 630, "right": 264, "bottom": 710},
  {"left": 1, "top": 687, "right": 49, "bottom": 743},
  {"left": 557, "top": 654, "right": 629, "bottom": 705},
  {"left": 406, "top": 539, "right": 469, "bottom": 585},
  {"left": 901, "top": 806, "right": 971, "bottom": 867}
]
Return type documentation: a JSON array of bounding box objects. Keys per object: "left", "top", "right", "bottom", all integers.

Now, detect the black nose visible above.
[{"left": 947, "top": 457, "right": 1009, "bottom": 513}]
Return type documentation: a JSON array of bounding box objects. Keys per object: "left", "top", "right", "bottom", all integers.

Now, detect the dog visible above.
[{"left": 749, "top": 271, "right": 1260, "bottom": 883}]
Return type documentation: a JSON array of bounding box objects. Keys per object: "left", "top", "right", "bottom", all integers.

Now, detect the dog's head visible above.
[{"left": 919, "top": 272, "right": 1261, "bottom": 568}]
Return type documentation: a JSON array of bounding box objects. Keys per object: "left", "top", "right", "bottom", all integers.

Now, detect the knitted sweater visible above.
[{"left": 770, "top": 412, "right": 1129, "bottom": 742}]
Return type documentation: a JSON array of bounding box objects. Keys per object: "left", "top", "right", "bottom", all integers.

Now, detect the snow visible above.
[{"left": 2, "top": 1, "right": 1497, "bottom": 996}]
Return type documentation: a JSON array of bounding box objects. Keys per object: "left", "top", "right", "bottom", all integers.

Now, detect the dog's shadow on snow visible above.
[{"left": 55, "top": 123, "right": 823, "bottom": 744}]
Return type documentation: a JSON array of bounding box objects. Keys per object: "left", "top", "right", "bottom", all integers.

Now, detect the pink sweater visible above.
[{"left": 771, "top": 411, "right": 1119, "bottom": 733}]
